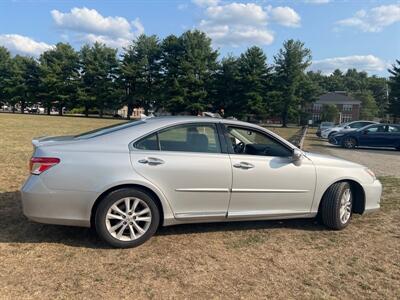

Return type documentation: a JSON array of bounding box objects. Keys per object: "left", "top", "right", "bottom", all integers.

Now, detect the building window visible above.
[
  {"left": 342, "top": 104, "right": 352, "bottom": 112},
  {"left": 341, "top": 114, "right": 352, "bottom": 123},
  {"left": 312, "top": 114, "right": 321, "bottom": 122},
  {"left": 313, "top": 103, "right": 322, "bottom": 111}
]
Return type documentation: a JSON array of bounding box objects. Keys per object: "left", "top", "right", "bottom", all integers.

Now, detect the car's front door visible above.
[
  {"left": 130, "top": 123, "right": 232, "bottom": 220},
  {"left": 358, "top": 124, "right": 387, "bottom": 147},
  {"left": 224, "top": 125, "right": 316, "bottom": 218}
]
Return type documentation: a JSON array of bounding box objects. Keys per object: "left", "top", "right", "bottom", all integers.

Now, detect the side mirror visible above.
[
  {"left": 363, "top": 130, "right": 368, "bottom": 135},
  {"left": 292, "top": 149, "right": 303, "bottom": 161},
  {"left": 344, "top": 126, "right": 350, "bottom": 129}
]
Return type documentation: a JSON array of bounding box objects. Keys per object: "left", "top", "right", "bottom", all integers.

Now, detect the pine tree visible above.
[
  {"left": 236, "top": 46, "right": 270, "bottom": 120},
  {"left": 39, "top": 43, "right": 79, "bottom": 115},
  {"left": 79, "top": 42, "right": 119, "bottom": 117},
  {"left": 388, "top": 60, "right": 400, "bottom": 121},
  {"left": 274, "top": 39, "right": 312, "bottom": 127}
]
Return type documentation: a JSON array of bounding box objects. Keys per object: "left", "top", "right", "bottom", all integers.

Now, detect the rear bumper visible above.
[
  {"left": 363, "top": 179, "right": 382, "bottom": 213},
  {"left": 21, "top": 175, "right": 96, "bottom": 227}
]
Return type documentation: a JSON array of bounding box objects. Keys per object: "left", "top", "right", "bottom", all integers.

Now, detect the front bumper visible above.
[
  {"left": 321, "top": 132, "right": 330, "bottom": 139},
  {"left": 363, "top": 179, "right": 382, "bottom": 213},
  {"left": 21, "top": 175, "right": 96, "bottom": 227}
]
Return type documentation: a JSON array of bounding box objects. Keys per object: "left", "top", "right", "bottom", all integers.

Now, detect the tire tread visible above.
[{"left": 320, "top": 182, "right": 351, "bottom": 230}]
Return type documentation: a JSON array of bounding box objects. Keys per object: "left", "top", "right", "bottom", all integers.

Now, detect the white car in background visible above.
[
  {"left": 321, "top": 120, "right": 377, "bottom": 139},
  {"left": 316, "top": 122, "right": 334, "bottom": 137}
]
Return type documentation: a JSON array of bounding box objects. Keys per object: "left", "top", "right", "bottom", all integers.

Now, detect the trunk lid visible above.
[{"left": 32, "top": 135, "right": 77, "bottom": 149}]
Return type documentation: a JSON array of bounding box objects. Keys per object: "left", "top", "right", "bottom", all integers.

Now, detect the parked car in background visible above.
[
  {"left": 321, "top": 120, "right": 377, "bottom": 139},
  {"left": 316, "top": 122, "right": 334, "bottom": 137},
  {"left": 21, "top": 117, "right": 381, "bottom": 248},
  {"left": 329, "top": 123, "right": 400, "bottom": 150}
]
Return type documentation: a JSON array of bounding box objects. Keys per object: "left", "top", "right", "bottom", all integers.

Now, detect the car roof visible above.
[{"left": 140, "top": 116, "right": 275, "bottom": 132}]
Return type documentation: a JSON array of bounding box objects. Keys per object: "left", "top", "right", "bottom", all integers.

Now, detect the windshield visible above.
[{"left": 75, "top": 120, "right": 144, "bottom": 139}]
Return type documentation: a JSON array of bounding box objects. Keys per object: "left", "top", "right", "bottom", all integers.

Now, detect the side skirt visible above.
[{"left": 163, "top": 211, "right": 316, "bottom": 226}]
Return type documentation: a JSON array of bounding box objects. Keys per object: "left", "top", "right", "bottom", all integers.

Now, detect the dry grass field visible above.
[{"left": 0, "top": 114, "right": 399, "bottom": 299}]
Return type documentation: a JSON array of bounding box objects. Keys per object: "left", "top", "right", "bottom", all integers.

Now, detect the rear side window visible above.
[
  {"left": 135, "top": 133, "right": 158, "bottom": 150},
  {"left": 388, "top": 126, "right": 400, "bottom": 133},
  {"left": 134, "top": 124, "right": 221, "bottom": 153}
]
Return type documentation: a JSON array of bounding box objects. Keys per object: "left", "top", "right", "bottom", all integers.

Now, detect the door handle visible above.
[
  {"left": 138, "top": 157, "right": 165, "bottom": 165},
  {"left": 233, "top": 162, "right": 255, "bottom": 169}
]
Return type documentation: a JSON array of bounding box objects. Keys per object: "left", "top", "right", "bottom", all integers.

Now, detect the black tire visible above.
[
  {"left": 95, "top": 188, "right": 160, "bottom": 248},
  {"left": 320, "top": 182, "right": 353, "bottom": 230},
  {"left": 328, "top": 131, "right": 337, "bottom": 138},
  {"left": 342, "top": 137, "right": 357, "bottom": 149}
]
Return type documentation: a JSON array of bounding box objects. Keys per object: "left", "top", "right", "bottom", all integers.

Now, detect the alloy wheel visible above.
[
  {"left": 344, "top": 138, "right": 356, "bottom": 149},
  {"left": 105, "top": 197, "right": 152, "bottom": 241},
  {"left": 339, "top": 188, "right": 352, "bottom": 224}
]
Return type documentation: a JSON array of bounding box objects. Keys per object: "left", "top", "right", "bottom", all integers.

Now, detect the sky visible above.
[{"left": 0, "top": 0, "right": 399, "bottom": 76}]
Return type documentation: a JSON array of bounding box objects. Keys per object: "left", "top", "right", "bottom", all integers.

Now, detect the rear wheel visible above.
[
  {"left": 320, "top": 182, "right": 353, "bottom": 230},
  {"left": 95, "top": 188, "right": 160, "bottom": 248},
  {"left": 343, "top": 137, "right": 357, "bottom": 149}
]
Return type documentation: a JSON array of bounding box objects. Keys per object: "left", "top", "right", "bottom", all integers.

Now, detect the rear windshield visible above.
[{"left": 75, "top": 120, "right": 144, "bottom": 139}]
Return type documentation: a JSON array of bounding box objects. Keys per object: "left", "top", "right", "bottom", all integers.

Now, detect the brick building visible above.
[{"left": 307, "top": 91, "right": 361, "bottom": 123}]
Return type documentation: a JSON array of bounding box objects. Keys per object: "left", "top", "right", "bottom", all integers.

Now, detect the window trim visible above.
[
  {"left": 131, "top": 122, "right": 225, "bottom": 154},
  {"left": 220, "top": 123, "right": 294, "bottom": 157}
]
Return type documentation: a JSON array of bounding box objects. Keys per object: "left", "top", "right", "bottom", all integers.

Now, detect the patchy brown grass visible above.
[{"left": 0, "top": 114, "right": 399, "bottom": 299}]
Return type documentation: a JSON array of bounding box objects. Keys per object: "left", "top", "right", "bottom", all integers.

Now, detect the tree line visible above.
[{"left": 0, "top": 30, "right": 399, "bottom": 126}]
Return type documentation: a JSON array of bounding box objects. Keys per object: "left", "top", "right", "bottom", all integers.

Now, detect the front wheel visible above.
[
  {"left": 95, "top": 188, "right": 160, "bottom": 248},
  {"left": 343, "top": 137, "right": 357, "bottom": 149},
  {"left": 327, "top": 131, "right": 337, "bottom": 139},
  {"left": 320, "top": 182, "right": 353, "bottom": 230}
]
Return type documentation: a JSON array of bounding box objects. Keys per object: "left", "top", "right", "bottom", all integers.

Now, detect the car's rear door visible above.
[
  {"left": 130, "top": 122, "right": 232, "bottom": 220},
  {"left": 223, "top": 125, "right": 316, "bottom": 218},
  {"left": 385, "top": 125, "right": 400, "bottom": 147}
]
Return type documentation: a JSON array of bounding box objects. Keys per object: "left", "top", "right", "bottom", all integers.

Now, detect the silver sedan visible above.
[{"left": 21, "top": 117, "right": 382, "bottom": 248}]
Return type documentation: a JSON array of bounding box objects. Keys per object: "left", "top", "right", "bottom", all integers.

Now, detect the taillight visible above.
[{"left": 30, "top": 157, "right": 60, "bottom": 175}]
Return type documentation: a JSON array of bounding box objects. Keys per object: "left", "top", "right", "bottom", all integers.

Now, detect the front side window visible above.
[
  {"left": 226, "top": 126, "right": 292, "bottom": 157},
  {"left": 364, "top": 125, "right": 385, "bottom": 133},
  {"left": 134, "top": 124, "right": 221, "bottom": 153}
]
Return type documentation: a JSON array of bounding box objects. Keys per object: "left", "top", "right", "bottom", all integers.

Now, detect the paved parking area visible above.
[{"left": 306, "top": 136, "right": 400, "bottom": 177}]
